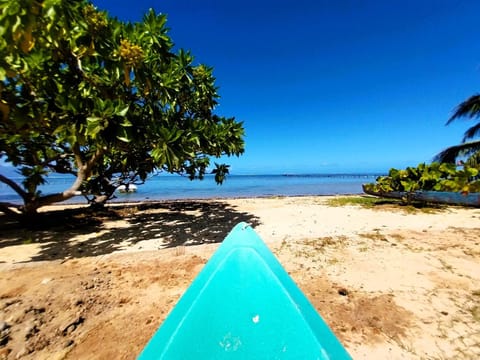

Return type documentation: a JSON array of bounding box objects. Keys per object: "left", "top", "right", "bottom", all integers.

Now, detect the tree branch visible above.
[
  {"left": 35, "top": 146, "right": 106, "bottom": 207},
  {"left": 0, "top": 173, "right": 28, "bottom": 200}
]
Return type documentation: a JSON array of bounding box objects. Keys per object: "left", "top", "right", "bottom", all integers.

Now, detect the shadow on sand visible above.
[{"left": 0, "top": 200, "right": 261, "bottom": 262}]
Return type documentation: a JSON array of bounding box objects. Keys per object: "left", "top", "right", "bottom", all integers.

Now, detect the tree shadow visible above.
[{"left": 0, "top": 200, "right": 261, "bottom": 263}]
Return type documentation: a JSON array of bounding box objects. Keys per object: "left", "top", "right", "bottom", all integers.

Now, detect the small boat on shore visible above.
[
  {"left": 362, "top": 184, "right": 480, "bottom": 207},
  {"left": 117, "top": 184, "right": 137, "bottom": 193}
]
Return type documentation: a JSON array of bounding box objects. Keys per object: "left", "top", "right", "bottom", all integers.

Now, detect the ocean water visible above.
[{"left": 0, "top": 174, "right": 380, "bottom": 205}]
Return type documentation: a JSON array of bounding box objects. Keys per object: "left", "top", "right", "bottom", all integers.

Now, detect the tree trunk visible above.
[
  {"left": 35, "top": 145, "right": 97, "bottom": 209},
  {"left": 0, "top": 147, "right": 105, "bottom": 217}
]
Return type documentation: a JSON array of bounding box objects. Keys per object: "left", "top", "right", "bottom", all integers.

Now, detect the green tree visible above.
[
  {"left": 0, "top": 0, "right": 244, "bottom": 217},
  {"left": 436, "top": 94, "right": 480, "bottom": 164}
]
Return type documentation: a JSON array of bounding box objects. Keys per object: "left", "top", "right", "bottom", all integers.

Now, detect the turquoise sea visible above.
[{"left": 0, "top": 174, "right": 381, "bottom": 205}]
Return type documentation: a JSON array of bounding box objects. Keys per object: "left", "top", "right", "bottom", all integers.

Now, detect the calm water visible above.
[{"left": 0, "top": 174, "right": 380, "bottom": 205}]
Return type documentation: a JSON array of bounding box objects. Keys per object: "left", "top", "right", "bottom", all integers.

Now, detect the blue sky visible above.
[{"left": 93, "top": 0, "right": 480, "bottom": 174}]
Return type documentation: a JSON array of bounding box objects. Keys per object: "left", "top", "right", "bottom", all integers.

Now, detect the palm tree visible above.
[{"left": 435, "top": 94, "right": 480, "bottom": 164}]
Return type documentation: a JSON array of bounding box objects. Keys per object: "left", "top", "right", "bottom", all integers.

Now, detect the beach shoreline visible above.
[
  {"left": 32, "top": 193, "right": 364, "bottom": 210},
  {"left": 1, "top": 195, "right": 479, "bottom": 359},
  {"left": 0, "top": 173, "right": 376, "bottom": 206}
]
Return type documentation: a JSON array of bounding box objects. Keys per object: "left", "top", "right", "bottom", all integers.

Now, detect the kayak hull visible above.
[{"left": 139, "top": 222, "right": 351, "bottom": 359}]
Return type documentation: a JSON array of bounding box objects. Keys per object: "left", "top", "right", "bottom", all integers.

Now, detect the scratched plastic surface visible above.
[{"left": 138, "top": 222, "right": 351, "bottom": 359}]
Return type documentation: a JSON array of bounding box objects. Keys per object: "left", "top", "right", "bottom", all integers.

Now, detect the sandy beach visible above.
[{"left": 1, "top": 195, "right": 479, "bottom": 359}]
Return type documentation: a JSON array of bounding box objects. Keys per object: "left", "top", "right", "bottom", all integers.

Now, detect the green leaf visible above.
[
  {"left": 116, "top": 105, "right": 129, "bottom": 117},
  {"left": 86, "top": 117, "right": 103, "bottom": 138},
  {"left": 121, "top": 118, "right": 133, "bottom": 127},
  {"left": 116, "top": 136, "right": 130, "bottom": 143}
]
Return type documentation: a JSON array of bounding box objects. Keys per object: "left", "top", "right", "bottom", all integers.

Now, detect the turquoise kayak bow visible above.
[{"left": 139, "top": 222, "right": 351, "bottom": 359}]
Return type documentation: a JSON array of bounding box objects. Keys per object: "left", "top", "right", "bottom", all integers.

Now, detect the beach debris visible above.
[
  {"left": 64, "top": 339, "right": 75, "bottom": 348},
  {"left": 61, "top": 316, "right": 84, "bottom": 336},
  {"left": 0, "top": 320, "right": 11, "bottom": 346},
  {"left": 24, "top": 323, "right": 39, "bottom": 340},
  {"left": 338, "top": 288, "right": 349, "bottom": 296}
]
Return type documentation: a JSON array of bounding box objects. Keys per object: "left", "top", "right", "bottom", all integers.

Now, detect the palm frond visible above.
[
  {"left": 446, "top": 94, "right": 480, "bottom": 125},
  {"left": 463, "top": 122, "right": 480, "bottom": 142},
  {"left": 434, "top": 140, "right": 480, "bottom": 163}
]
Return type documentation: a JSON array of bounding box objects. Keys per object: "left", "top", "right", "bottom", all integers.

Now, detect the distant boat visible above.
[
  {"left": 117, "top": 184, "right": 137, "bottom": 193},
  {"left": 362, "top": 184, "right": 480, "bottom": 207}
]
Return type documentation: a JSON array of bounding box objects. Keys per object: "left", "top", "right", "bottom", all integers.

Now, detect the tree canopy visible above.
[{"left": 0, "top": 0, "right": 244, "bottom": 216}]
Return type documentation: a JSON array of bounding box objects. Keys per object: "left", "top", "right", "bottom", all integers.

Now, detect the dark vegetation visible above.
[{"left": 364, "top": 162, "right": 480, "bottom": 194}]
